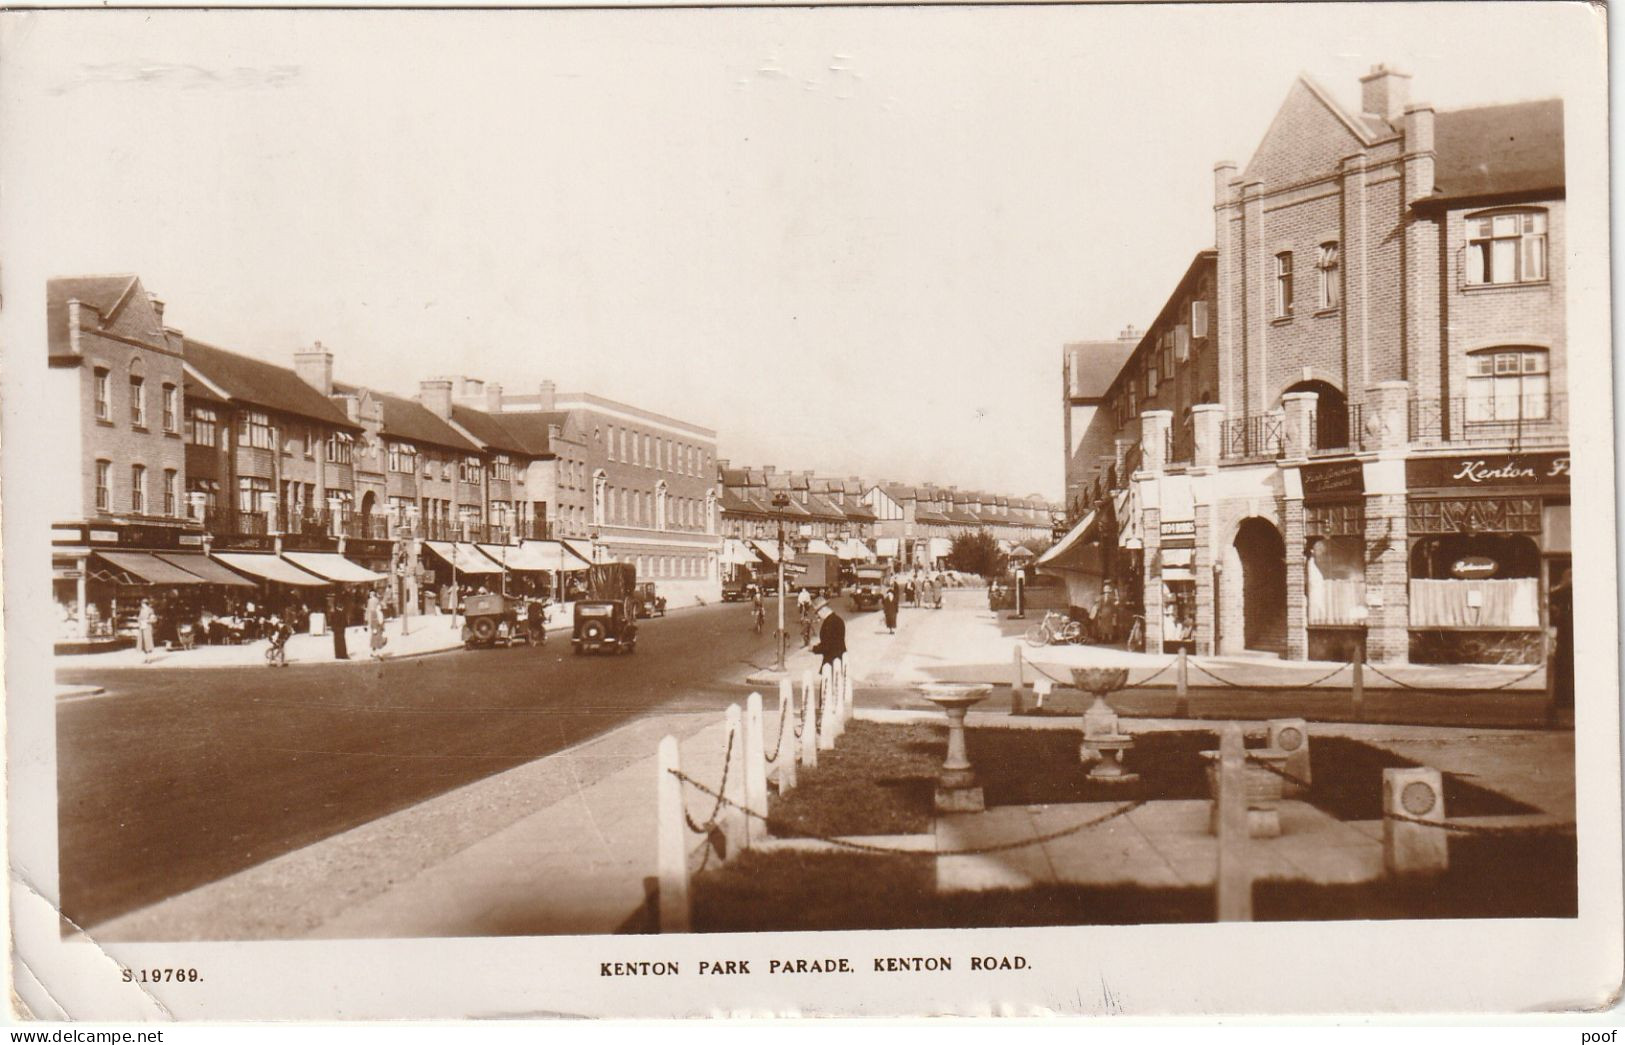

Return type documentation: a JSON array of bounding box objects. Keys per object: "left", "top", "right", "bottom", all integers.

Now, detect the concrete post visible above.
[
  {"left": 800, "top": 671, "right": 818, "bottom": 769},
  {"left": 1176, "top": 647, "right": 1189, "bottom": 718},
  {"left": 655, "top": 735, "right": 689, "bottom": 933},
  {"left": 775, "top": 678, "right": 797, "bottom": 793},
  {"left": 817, "top": 673, "right": 836, "bottom": 751},
  {"left": 1190, "top": 403, "right": 1225, "bottom": 469},
  {"left": 1281, "top": 391, "right": 1318, "bottom": 461},
  {"left": 722, "top": 704, "right": 747, "bottom": 857},
  {"left": 843, "top": 662, "right": 855, "bottom": 725},
  {"left": 1383, "top": 767, "right": 1449, "bottom": 875},
  {"left": 1215, "top": 723, "right": 1252, "bottom": 921},
  {"left": 1365, "top": 380, "right": 1412, "bottom": 453},
  {"left": 1283, "top": 494, "right": 1309, "bottom": 661},
  {"left": 1140, "top": 410, "right": 1173, "bottom": 476},
  {"left": 744, "top": 692, "right": 768, "bottom": 845},
  {"left": 1011, "top": 646, "right": 1026, "bottom": 713},
  {"left": 1267, "top": 719, "right": 1311, "bottom": 798}
]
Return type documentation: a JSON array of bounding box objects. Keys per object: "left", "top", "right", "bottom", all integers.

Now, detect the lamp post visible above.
[{"left": 772, "top": 491, "right": 790, "bottom": 671}]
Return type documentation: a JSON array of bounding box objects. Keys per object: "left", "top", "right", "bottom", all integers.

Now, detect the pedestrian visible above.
[
  {"left": 881, "top": 585, "right": 899, "bottom": 634},
  {"left": 329, "top": 592, "right": 349, "bottom": 660},
  {"left": 905, "top": 578, "right": 916, "bottom": 606},
  {"left": 366, "top": 588, "right": 386, "bottom": 659},
  {"left": 810, "top": 596, "right": 846, "bottom": 672},
  {"left": 136, "top": 597, "right": 157, "bottom": 658}
]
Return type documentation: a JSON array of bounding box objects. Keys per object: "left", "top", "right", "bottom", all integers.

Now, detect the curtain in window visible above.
[{"left": 1408, "top": 578, "right": 1539, "bottom": 628}]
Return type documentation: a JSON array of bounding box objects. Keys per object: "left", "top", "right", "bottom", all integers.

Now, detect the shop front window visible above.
[{"left": 1408, "top": 534, "right": 1542, "bottom": 628}]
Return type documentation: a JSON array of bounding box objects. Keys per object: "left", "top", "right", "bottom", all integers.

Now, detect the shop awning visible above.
[
  {"left": 749, "top": 538, "right": 782, "bottom": 563},
  {"left": 928, "top": 537, "right": 953, "bottom": 561},
  {"left": 1160, "top": 546, "right": 1194, "bottom": 581},
  {"left": 561, "top": 539, "right": 600, "bottom": 567},
  {"left": 423, "top": 541, "right": 504, "bottom": 576},
  {"left": 875, "top": 537, "right": 900, "bottom": 558},
  {"left": 721, "top": 538, "right": 758, "bottom": 566},
  {"left": 281, "top": 551, "right": 385, "bottom": 584},
  {"left": 1037, "top": 511, "right": 1098, "bottom": 568},
  {"left": 486, "top": 541, "right": 590, "bottom": 572},
  {"left": 803, "top": 538, "right": 838, "bottom": 557},
  {"left": 153, "top": 552, "right": 255, "bottom": 588},
  {"left": 92, "top": 550, "right": 207, "bottom": 585},
  {"left": 211, "top": 552, "right": 330, "bottom": 587},
  {"left": 836, "top": 538, "right": 872, "bottom": 561}
]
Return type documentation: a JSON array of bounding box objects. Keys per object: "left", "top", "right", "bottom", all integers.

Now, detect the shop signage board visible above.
[
  {"left": 1302, "top": 459, "right": 1364, "bottom": 500},
  {"left": 1160, "top": 519, "right": 1196, "bottom": 548},
  {"left": 283, "top": 532, "right": 339, "bottom": 552},
  {"left": 1451, "top": 556, "right": 1499, "bottom": 579},
  {"left": 213, "top": 534, "right": 276, "bottom": 552},
  {"left": 52, "top": 526, "right": 86, "bottom": 545},
  {"left": 1406, "top": 452, "right": 1570, "bottom": 492},
  {"left": 347, "top": 538, "right": 393, "bottom": 559}
]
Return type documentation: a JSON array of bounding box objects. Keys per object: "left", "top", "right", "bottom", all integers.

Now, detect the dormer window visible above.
[{"left": 1466, "top": 209, "right": 1547, "bottom": 286}]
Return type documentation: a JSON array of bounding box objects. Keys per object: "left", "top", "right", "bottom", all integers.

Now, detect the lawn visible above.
[{"left": 766, "top": 720, "right": 1536, "bottom": 840}]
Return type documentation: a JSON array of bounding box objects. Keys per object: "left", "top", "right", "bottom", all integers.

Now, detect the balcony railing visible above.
[
  {"left": 1308, "top": 403, "right": 1364, "bottom": 454},
  {"left": 1220, "top": 413, "right": 1285, "bottom": 460},
  {"left": 276, "top": 506, "right": 333, "bottom": 536},
  {"left": 520, "top": 519, "right": 552, "bottom": 541},
  {"left": 338, "top": 513, "right": 391, "bottom": 540},
  {"left": 1409, "top": 394, "right": 1567, "bottom": 448}
]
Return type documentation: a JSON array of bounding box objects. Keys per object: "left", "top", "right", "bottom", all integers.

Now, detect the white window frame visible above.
[
  {"left": 1274, "top": 252, "right": 1294, "bottom": 318},
  {"left": 1317, "top": 242, "right": 1340, "bottom": 310},
  {"left": 1465, "top": 208, "right": 1548, "bottom": 286}
]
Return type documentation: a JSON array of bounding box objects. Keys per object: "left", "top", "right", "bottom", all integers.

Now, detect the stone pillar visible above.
[
  {"left": 188, "top": 491, "right": 208, "bottom": 525},
  {"left": 1140, "top": 410, "right": 1173, "bottom": 476},
  {"left": 75, "top": 558, "right": 89, "bottom": 639},
  {"left": 1218, "top": 542, "right": 1245, "bottom": 655},
  {"left": 265, "top": 495, "right": 282, "bottom": 536},
  {"left": 1281, "top": 391, "right": 1318, "bottom": 461},
  {"left": 1191, "top": 403, "right": 1225, "bottom": 468},
  {"left": 1139, "top": 475, "right": 1163, "bottom": 651},
  {"left": 1213, "top": 162, "right": 1239, "bottom": 412},
  {"left": 1241, "top": 180, "right": 1267, "bottom": 415},
  {"left": 327, "top": 496, "right": 344, "bottom": 538},
  {"left": 1402, "top": 103, "right": 1437, "bottom": 389},
  {"left": 1192, "top": 491, "right": 1217, "bottom": 657},
  {"left": 1364, "top": 380, "right": 1411, "bottom": 453},
  {"left": 1363, "top": 489, "right": 1409, "bottom": 663},
  {"left": 1283, "top": 492, "right": 1308, "bottom": 661}
]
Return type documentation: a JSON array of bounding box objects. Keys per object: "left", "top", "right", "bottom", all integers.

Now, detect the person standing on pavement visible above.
[
  {"left": 366, "top": 588, "right": 386, "bottom": 659},
  {"left": 810, "top": 596, "right": 846, "bottom": 671},
  {"left": 136, "top": 598, "right": 157, "bottom": 658},
  {"left": 881, "top": 585, "right": 899, "bottom": 634},
  {"left": 329, "top": 592, "right": 349, "bottom": 660}
]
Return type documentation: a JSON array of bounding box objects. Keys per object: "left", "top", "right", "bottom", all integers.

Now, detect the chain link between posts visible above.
[
  {"left": 1024, "top": 658, "right": 1177, "bottom": 691},
  {"left": 1189, "top": 660, "right": 1351, "bottom": 690},
  {"left": 668, "top": 768, "right": 1147, "bottom": 856},
  {"left": 680, "top": 726, "right": 735, "bottom": 837},
  {"left": 1362, "top": 660, "right": 1543, "bottom": 693}
]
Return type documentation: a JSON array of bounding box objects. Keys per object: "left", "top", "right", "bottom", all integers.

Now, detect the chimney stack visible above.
[
  {"left": 1360, "top": 64, "right": 1411, "bottom": 123},
  {"left": 486, "top": 382, "right": 504, "bottom": 413},
  {"left": 294, "top": 340, "right": 335, "bottom": 397},
  {"left": 148, "top": 294, "right": 165, "bottom": 326},
  {"left": 538, "top": 379, "right": 557, "bottom": 411},
  {"left": 419, "top": 377, "right": 454, "bottom": 419},
  {"left": 1118, "top": 324, "right": 1142, "bottom": 342}
]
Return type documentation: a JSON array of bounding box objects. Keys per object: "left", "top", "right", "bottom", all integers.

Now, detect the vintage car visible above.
[
  {"left": 631, "top": 582, "right": 667, "bottom": 618},
  {"left": 572, "top": 598, "right": 637, "bottom": 654},
  {"left": 462, "top": 593, "right": 546, "bottom": 648}
]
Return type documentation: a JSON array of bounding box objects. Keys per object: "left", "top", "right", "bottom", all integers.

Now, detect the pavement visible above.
[
  {"left": 83, "top": 591, "right": 1572, "bottom": 940},
  {"left": 53, "top": 602, "right": 585, "bottom": 673}
]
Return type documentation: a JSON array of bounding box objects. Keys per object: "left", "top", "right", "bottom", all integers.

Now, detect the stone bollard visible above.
[
  {"left": 1267, "top": 719, "right": 1311, "bottom": 798},
  {"left": 1383, "top": 767, "right": 1449, "bottom": 876},
  {"left": 1214, "top": 723, "right": 1252, "bottom": 922},
  {"left": 817, "top": 672, "right": 837, "bottom": 751},
  {"left": 1033, "top": 677, "right": 1053, "bottom": 709},
  {"left": 828, "top": 661, "right": 847, "bottom": 739},
  {"left": 744, "top": 692, "right": 769, "bottom": 845},
  {"left": 775, "top": 677, "right": 797, "bottom": 793},
  {"left": 843, "top": 660, "right": 856, "bottom": 725},
  {"left": 1176, "top": 648, "right": 1190, "bottom": 718},
  {"left": 800, "top": 671, "right": 819, "bottom": 769},
  {"left": 656, "top": 735, "right": 690, "bottom": 932},
  {"left": 1011, "top": 646, "right": 1027, "bottom": 714},
  {"left": 722, "top": 704, "right": 748, "bottom": 857}
]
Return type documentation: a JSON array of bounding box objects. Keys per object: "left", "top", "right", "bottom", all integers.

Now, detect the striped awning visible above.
[
  {"left": 211, "top": 552, "right": 330, "bottom": 587},
  {"left": 281, "top": 551, "right": 385, "bottom": 584},
  {"left": 153, "top": 552, "right": 255, "bottom": 587},
  {"left": 92, "top": 551, "right": 206, "bottom": 585},
  {"left": 423, "top": 542, "right": 504, "bottom": 575}
]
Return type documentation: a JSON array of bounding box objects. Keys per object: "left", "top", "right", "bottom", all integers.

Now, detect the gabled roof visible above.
[
  {"left": 1429, "top": 98, "right": 1563, "bottom": 202},
  {"left": 719, "top": 491, "right": 762, "bottom": 514},
  {"left": 803, "top": 493, "right": 847, "bottom": 520},
  {"left": 185, "top": 339, "right": 361, "bottom": 431},
  {"left": 1065, "top": 338, "right": 1138, "bottom": 401},
  {"left": 720, "top": 468, "right": 752, "bottom": 487},
  {"left": 915, "top": 509, "right": 953, "bottom": 525},
  {"left": 842, "top": 502, "right": 877, "bottom": 521},
  {"left": 48, "top": 275, "right": 144, "bottom": 359},
  {"left": 335, "top": 382, "right": 479, "bottom": 452},
  {"left": 450, "top": 404, "right": 530, "bottom": 456},
  {"left": 880, "top": 483, "right": 917, "bottom": 502}
]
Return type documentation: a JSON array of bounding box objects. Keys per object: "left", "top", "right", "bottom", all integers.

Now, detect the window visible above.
[
  {"left": 164, "top": 469, "right": 178, "bottom": 516},
  {"left": 1146, "top": 357, "right": 1158, "bottom": 397},
  {"left": 240, "top": 410, "right": 275, "bottom": 450},
  {"left": 644, "top": 435, "right": 652, "bottom": 466},
  {"left": 1467, "top": 348, "right": 1550, "bottom": 422},
  {"left": 326, "top": 431, "right": 352, "bottom": 464},
  {"left": 1190, "top": 300, "right": 1210, "bottom": 340},
  {"left": 130, "top": 376, "right": 146, "bottom": 427},
  {"left": 1466, "top": 209, "right": 1547, "bottom": 286},
  {"left": 607, "top": 425, "right": 617, "bottom": 461},
  {"left": 304, "top": 425, "right": 316, "bottom": 458},
  {"left": 94, "top": 369, "right": 111, "bottom": 421},
  {"left": 131, "top": 464, "right": 146, "bottom": 514},
  {"left": 162, "top": 384, "right": 179, "bottom": 433},
  {"left": 1317, "top": 242, "right": 1340, "bottom": 310},
  {"left": 388, "top": 441, "right": 419, "bottom": 474},
  {"left": 440, "top": 457, "right": 452, "bottom": 482},
  {"left": 95, "top": 460, "right": 111, "bottom": 511},
  {"left": 493, "top": 455, "right": 513, "bottom": 481},
  {"left": 189, "top": 406, "right": 217, "bottom": 447},
  {"left": 1274, "top": 252, "right": 1294, "bottom": 317}
]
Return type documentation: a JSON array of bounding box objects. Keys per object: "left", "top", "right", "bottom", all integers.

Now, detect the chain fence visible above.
[
  {"left": 1189, "top": 660, "right": 1351, "bottom": 690},
  {"left": 1025, "top": 657, "right": 1177, "bottom": 691},
  {"left": 680, "top": 726, "right": 735, "bottom": 837},
  {"left": 1362, "top": 661, "right": 1543, "bottom": 693},
  {"left": 766, "top": 699, "right": 788, "bottom": 763},
  {"left": 669, "top": 767, "right": 1146, "bottom": 857}
]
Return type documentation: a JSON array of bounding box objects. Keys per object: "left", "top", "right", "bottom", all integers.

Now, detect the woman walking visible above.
[
  {"left": 366, "top": 588, "right": 386, "bottom": 659},
  {"left": 881, "top": 585, "right": 899, "bottom": 634}
]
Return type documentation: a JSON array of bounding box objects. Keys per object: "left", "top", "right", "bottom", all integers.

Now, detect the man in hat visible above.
[{"left": 809, "top": 595, "right": 846, "bottom": 671}]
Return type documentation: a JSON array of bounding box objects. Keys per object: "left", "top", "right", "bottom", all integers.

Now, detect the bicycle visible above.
[
  {"left": 1024, "top": 610, "right": 1082, "bottom": 648},
  {"left": 1125, "top": 614, "right": 1146, "bottom": 653},
  {"left": 753, "top": 603, "right": 766, "bottom": 635}
]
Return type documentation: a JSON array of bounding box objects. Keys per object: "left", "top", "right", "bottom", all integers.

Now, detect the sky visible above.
[{"left": 1, "top": 3, "right": 1602, "bottom": 500}]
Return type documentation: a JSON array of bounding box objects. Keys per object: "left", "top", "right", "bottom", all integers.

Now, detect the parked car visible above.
[
  {"left": 632, "top": 582, "right": 667, "bottom": 618},
  {"left": 462, "top": 593, "right": 536, "bottom": 648}
]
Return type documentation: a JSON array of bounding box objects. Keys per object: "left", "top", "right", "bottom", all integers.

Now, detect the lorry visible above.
[
  {"left": 787, "top": 552, "right": 841, "bottom": 596},
  {"left": 847, "top": 562, "right": 891, "bottom": 611}
]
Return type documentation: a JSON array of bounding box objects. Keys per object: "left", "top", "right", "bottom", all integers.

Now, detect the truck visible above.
[
  {"left": 847, "top": 562, "right": 891, "bottom": 611},
  {"left": 787, "top": 552, "right": 841, "bottom": 596}
]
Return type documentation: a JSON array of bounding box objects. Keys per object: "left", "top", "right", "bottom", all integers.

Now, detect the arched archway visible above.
[
  {"left": 1234, "top": 517, "right": 1287, "bottom": 654},
  {"left": 360, "top": 491, "right": 376, "bottom": 519},
  {"left": 1284, "top": 379, "right": 1349, "bottom": 452}
]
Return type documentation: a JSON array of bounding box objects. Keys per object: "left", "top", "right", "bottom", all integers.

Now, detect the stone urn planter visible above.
[
  {"left": 918, "top": 683, "right": 993, "bottom": 813},
  {"left": 1070, "top": 667, "right": 1137, "bottom": 784}
]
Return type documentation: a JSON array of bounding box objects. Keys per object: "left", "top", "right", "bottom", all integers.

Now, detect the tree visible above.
[{"left": 946, "top": 530, "right": 1008, "bottom": 580}]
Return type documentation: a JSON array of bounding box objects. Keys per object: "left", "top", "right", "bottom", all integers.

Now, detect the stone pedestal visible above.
[
  {"left": 921, "top": 684, "right": 991, "bottom": 814},
  {"left": 1203, "top": 747, "right": 1290, "bottom": 838}
]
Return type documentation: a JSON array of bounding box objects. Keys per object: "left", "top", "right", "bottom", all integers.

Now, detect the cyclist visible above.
[
  {"left": 265, "top": 614, "right": 292, "bottom": 668},
  {"left": 750, "top": 585, "right": 766, "bottom": 634}
]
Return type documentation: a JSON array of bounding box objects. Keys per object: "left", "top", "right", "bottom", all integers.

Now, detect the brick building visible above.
[{"left": 1063, "top": 66, "right": 1568, "bottom": 665}]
